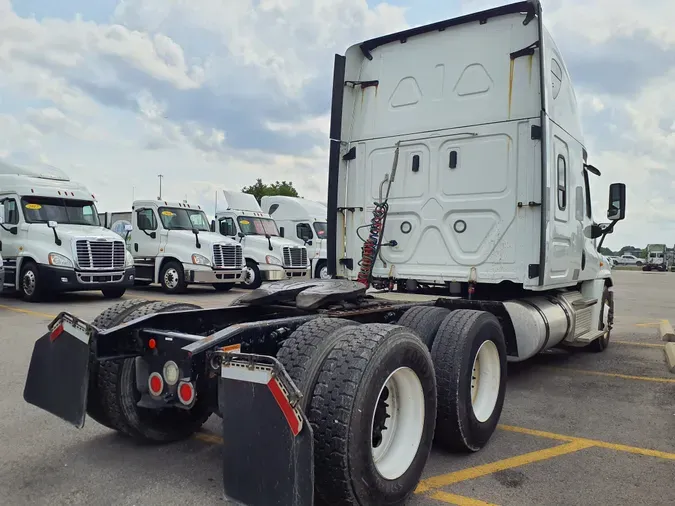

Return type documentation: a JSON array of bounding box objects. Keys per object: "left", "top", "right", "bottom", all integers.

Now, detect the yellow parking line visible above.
[
  {"left": 499, "top": 425, "right": 675, "bottom": 461},
  {"left": 549, "top": 366, "right": 675, "bottom": 384},
  {"left": 194, "top": 432, "right": 224, "bottom": 445},
  {"left": 0, "top": 304, "right": 56, "bottom": 319},
  {"left": 613, "top": 340, "right": 664, "bottom": 348},
  {"left": 415, "top": 440, "right": 593, "bottom": 494},
  {"left": 636, "top": 320, "right": 667, "bottom": 328},
  {"left": 430, "top": 491, "right": 498, "bottom": 505}
]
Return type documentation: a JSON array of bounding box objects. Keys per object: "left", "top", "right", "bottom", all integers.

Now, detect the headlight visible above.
[
  {"left": 192, "top": 253, "right": 211, "bottom": 266},
  {"left": 125, "top": 250, "right": 134, "bottom": 267},
  {"left": 48, "top": 252, "right": 73, "bottom": 268},
  {"left": 265, "top": 255, "right": 282, "bottom": 266}
]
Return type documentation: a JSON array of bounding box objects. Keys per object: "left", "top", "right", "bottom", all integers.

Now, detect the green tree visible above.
[{"left": 242, "top": 179, "right": 300, "bottom": 204}]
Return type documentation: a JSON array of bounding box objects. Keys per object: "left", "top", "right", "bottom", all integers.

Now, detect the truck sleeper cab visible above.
[
  {"left": 261, "top": 195, "right": 329, "bottom": 279},
  {"left": 0, "top": 163, "right": 135, "bottom": 301},
  {"left": 126, "top": 200, "right": 245, "bottom": 294},
  {"left": 213, "top": 191, "right": 310, "bottom": 289}
]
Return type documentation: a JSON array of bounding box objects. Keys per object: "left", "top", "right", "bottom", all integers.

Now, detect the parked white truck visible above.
[
  {"left": 329, "top": 0, "right": 624, "bottom": 355},
  {"left": 22, "top": 4, "right": 629, "bottom": 506},
  {"left": 0, "top": 162, "right": 135, "bottom": 301},
  {"left": 110, "top": 200, "right": 245, "bottom": 294},
  {"left": 643, "top": 244, "right": 667, "bottom": 272},
  {"left": 261, "top": 195, "right": 329, "bottom": 279},
  {"left": 212, "top": 190, "right": 310, "bottom": 289}
]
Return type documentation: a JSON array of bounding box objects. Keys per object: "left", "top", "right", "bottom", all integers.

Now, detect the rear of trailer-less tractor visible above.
[
  {"left": 23, "top": 2, "right": 627, "bottom": 506},
  {"left": 24, "top": 279, "right": 513, "bottom": 505}
]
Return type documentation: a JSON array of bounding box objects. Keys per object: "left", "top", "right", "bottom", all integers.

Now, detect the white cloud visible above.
[{"left": 2, "top": 0, "right": 675, "bottom": 252}]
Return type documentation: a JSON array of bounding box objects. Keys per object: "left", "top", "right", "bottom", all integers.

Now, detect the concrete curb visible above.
[
  {"left": 665, "top": 343, "right": 675, "bottom": 374},
  {"left": 659, "top": 320, "right": 675, "bottom": 342}
]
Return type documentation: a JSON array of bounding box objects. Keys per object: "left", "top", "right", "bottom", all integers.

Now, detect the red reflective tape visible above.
[
  {"left": 50, "top": 324, "right": 64, "bottom": 342},
  {"left": 267, "top": 378, "right": 301, "bottom": 437}
]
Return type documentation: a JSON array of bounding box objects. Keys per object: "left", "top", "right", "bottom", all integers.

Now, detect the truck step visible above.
[
  {"left": 569, "top": 330, "right": 605, "bottom": 345},
  {"left": 571, "top": 298, "right": 598, "bottom": 310}
]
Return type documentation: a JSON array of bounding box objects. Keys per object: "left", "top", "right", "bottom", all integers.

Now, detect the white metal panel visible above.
[
  {"left": 343, "top": 12, "right": 540, "bottom": 144},
  {"left": 221, "top": 191, "right": 263, "bottom": 213}
]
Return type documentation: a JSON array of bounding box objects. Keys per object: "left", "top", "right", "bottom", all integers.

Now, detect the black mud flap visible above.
[
  {"left": 23, "top": 313, "right": 93, "bottom": 429},
  {"left": 218, "top": 353, "right": 313, "bottom": 506}
]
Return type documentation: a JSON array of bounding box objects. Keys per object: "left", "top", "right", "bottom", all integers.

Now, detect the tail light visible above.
[
  {"left": 177, "top": 381, "right": 195, "bottom": 406},
  {"left": 148, "top": 372, "right": 164, "bottom": 397}
]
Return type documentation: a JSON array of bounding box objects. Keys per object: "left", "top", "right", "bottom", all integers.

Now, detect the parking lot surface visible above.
[{"left": 1, "top": 270, "right": 674, "bottom": 505}]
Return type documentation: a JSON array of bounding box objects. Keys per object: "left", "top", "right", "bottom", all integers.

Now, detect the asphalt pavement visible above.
[{"left": 0, "top": 270, "right": 673, "bottom": 505}]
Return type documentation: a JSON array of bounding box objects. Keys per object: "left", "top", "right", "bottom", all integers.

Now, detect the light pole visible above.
[{"left": 158, "top": 174, "right": 164, "bottom": 200}]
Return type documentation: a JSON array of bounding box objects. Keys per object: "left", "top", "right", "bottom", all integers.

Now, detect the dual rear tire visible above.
[
  {"left": 275, "top": 308, "right": 507, "bottom": 505},
  {"left": 88, "top": 300, "right": 212, "bottom": 442},
  {"left": 397, "top": 306, "right": 507, "bottom": 452}
]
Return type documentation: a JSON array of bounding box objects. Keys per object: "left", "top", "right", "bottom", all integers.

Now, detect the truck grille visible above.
[
  {"left": 282, "top": 247, "right": 308, "bottom": 268},
  {"left": 213, "top": 244, "right": 243, "bottom": 269},
  {"left": 76, "top": 240, "right": 125, "bottom": 270}
]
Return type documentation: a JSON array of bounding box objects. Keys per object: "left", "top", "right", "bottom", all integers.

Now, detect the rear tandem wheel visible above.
[
  {"left": 89, "top": 300, "right": 212, "bottom": 442},
  {"left": 279, "top": 321, "right": 437, "bottom": 506}
]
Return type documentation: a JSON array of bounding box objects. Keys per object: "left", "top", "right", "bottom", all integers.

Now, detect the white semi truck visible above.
[
  {"left": 212, "top": 190, "right": 310, "bottom": 289},
  {"left": 643, "top": 244, "right": 667, "bottom": 272},
  {"left": 105, "top": 200, "right": 245, "bottom": 294},
  {"left": 23, "top": 3, "right": 627, "bottom": 506},
  {"left": 261, "top": 195, "right": 329, "bottom": 279},
  {"left": 0, "top": 162, "right": 135, "bottom": 301}
]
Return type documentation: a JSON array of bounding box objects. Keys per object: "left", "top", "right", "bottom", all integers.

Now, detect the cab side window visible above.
[
  {"left": 1, "top": 199, "right": 19, "bottom": 225},
  {"left": 136, "top": 209, "right": 157, "bottom": 231},
  {"left": 296, "top": 223, "right": 313, "bottom": 241},
  {"left": 219, "top": 217, "right": 237, "bottom": 236}
]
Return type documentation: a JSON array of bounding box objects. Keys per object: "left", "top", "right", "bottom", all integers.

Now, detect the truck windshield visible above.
[
  {"left": 238, "top": 217, "right": 279, "bottom": 236},
  {"left": 21, "top": 197, "right": 100, "bottom": 226},
  {"left": 313, "top": 222, "right": 327, "bottom": 238},
  {"left": 158, "top": 208, "right": 210, "bottom": 231}
]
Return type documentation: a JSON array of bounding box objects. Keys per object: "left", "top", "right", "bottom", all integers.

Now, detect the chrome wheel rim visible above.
[
  {"left": 163, "top": 268, "right": 179, "bottom": 290},
  {"left": 23, "top": 270, "right": 36, "bottom": 296}
]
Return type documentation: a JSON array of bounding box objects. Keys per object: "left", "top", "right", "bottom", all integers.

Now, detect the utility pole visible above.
[{"left": 157, "top": 174, "right": 164, "bottom": 200}]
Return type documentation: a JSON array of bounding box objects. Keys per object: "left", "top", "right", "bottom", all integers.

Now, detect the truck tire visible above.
[
  {"left": 87, "top": 299, "right": 158, "bottom": 428},
  {"left": 101, "top": 288, "right": 126, "bottom": 299},
  {"left": 19, "top": 261, "right": 44, "bottom": 302},
  {"left": 309, "top": 324, "right": 436, "bottom": 506},
  {"left": 160, "top": 260, "right": 187, "bottom": 294},
  {"left": 97, "top": 301, "right": 212, "bottom": 442},
  {"left": 431, "top": 309, "right": 507, "bottom": 453},
  {"left": 588, "top": 286, "right": 613, "bottom": 353},
  {"left": 242, "top": 260, "right": 262, "bottom": 289},
  {"left": 314, "top": 260, "right": 330, "bottom": 279},
  {"left": 276, "top": 318, "right": 360, "bottom": 411},
  {"left": 397, "top": 306, "right": 452, "bottom": 349}
]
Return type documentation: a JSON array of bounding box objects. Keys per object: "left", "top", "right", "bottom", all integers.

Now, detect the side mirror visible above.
[
  {"left": 307, "top": 239, "right": 313, "bottom": 246},
  {"left": 48, "top": 220, "right": 58, "bottom": 229},
  {"left": 279, "top": 227, "right": 285, "bottom": 238},
  {"left": 607, "top": 183, "right": 626, "bottom": 221},
  {"left": 124, "top": 224, "right": 133, "bottom": 232},
  {"left": 210, "top": 220, "right": 216, "bottom": 233},
  {"left": 238, "top": 232, "right": 245, "bottom": 239},
  {"left": 192, "top": 228, "right": 199, "bottom": 235},
  {"left": 0, "top": 203, "right": 4, "bottom": 225},
  {"left": 586, "top": 224, "right": 604, "bottom": 239}
]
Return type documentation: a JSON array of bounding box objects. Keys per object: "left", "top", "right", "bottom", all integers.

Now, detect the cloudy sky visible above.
[{"left": 0, "top": 0, "right": 672, "bottom": 251}]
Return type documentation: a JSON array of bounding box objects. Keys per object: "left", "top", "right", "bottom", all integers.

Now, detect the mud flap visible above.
[
  {"left": 23, "top": 314, "right": 92, "bottom": 429},
  {"left": 218, "top": 353, "right": 313, "bottom": 506}
]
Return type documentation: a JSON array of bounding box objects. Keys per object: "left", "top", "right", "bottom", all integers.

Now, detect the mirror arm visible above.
[{"left": 597, "top": 221, "right": 617, "bottom": 250}]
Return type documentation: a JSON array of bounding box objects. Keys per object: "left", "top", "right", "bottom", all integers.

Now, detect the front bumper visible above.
[
  {"left": 37, "top": 265, "right": 135, "bottom": 292},
  {"left": 185, "top": 265, "right": 245, "bottom": 284},
  {"left": 258, "top": 264, "right": 310, "bottom": 281}
]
